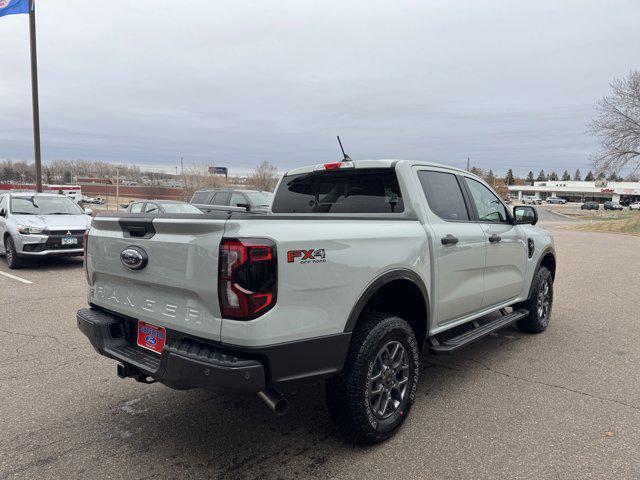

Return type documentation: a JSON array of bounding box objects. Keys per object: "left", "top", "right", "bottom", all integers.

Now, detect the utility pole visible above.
[
  {"left": 466, "top": 157, "right": 470, "bottom": 171},
  {"left": 180, "top": 156, "right": 184, "bottom": 189},
  {"left": 115, "top": 168, "right": 120, "bottom": 211}
]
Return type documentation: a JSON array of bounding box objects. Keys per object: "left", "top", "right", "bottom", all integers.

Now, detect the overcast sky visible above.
[{"left": 1, "top": 0, "right": 638, "bottom": 175}]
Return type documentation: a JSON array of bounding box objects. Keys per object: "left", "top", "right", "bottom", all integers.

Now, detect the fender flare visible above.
[
  {"left": 527, "top": 246, "right": 556, "bottom": 299},
  {"left": 343, "top": 269, "right": 430, "bottom": 333}
]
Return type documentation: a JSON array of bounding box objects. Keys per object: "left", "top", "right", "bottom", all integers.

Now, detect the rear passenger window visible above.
[
  {"left": 418, "top": 171, "right": 469, "bottom": 221},
  {"left": 213, "top": 192, "right": 230, "bottom": 206},
  {"left": 130, "top": 203, "right": 144, "bottom": 213},
  {"left": 272, "top": 169, "right": 404, "bottom": 214},
  {"left": 191, "top": 192, "right": 210, "bottom": 204}
]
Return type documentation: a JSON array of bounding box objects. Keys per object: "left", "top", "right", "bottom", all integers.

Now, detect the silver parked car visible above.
[
  {"left": 190, "top": 189, "right": 273, "bottom": 213},
  {"left": 0, "top": 193, "right": 92, "bottom": 269}
]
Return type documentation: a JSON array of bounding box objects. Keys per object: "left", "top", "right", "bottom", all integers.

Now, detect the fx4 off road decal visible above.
[{"left": 287, "top": 248, "right": 326, "bottom": 264}]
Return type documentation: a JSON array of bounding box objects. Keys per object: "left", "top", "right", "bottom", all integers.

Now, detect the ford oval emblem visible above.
[{"left": 120, "top": 247, "right": 148, "bottom": 270}]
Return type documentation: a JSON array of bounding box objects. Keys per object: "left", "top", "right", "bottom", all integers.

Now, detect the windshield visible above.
[
  {"left": 245, "top": 191, "right": 273, "bottom": 207},
  {"left": 160, "top": 203, "right": 203, "bottom": 214},
  {"left": 10, "top": 195, "right": 84, "bottom": 215}
]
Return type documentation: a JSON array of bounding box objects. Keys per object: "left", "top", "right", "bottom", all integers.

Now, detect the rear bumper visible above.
[
  {"left": 77, "top": 308, "right": 266, "bottom": 392},
  {"left": 77, "top": 307, "right": 351, "bottom": 392}
]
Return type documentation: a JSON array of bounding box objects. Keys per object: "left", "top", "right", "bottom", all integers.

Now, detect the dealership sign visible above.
[{"left": 208, "top": 166, "right": 228, "bottom": 176}]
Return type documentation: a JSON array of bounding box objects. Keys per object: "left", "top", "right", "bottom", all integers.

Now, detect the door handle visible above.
[
  {"left": 441, "top": 234, "right": 459, "bottom": 245},
  {"left": 488, "top": 234, "right": 502, "bottom": 243}
]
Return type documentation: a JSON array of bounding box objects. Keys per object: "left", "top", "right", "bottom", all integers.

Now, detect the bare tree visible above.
[
  {"left": 588, "top": 70, "right": 640, "bottom": 175},
  {"left": 182, "top": 164, "right": 228, "bottom": 200},
  {"left": 247, "top": 161, "right": 279, "bottom": 191}
]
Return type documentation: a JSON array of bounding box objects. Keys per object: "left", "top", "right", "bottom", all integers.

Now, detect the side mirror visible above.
[
  {"left": 84, "top": 208, "right": 93, "bottom": 216},
  {"left": 237, "top": 203, "right": 251, "bottom": 211},
  {"left": 514, "top": 205, "right": 538, "bottom": 225},
  {"left": 0, "top": 208, "right": 5, "bottom": 217}
]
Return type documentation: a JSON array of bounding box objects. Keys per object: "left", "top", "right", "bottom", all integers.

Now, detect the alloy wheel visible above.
[
  {"left": 5, "top": 239, "right": 12, "bottom": 264},
  {"left": 537, "top": 279, "right": 551, "bottom": 320},
  {"left": 368, "top": 340, "right": 410, "bottom": 419}
]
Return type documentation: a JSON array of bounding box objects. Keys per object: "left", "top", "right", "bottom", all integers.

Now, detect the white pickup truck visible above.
[{"left": 78, "top": 159, "right": 556, "bottom": 443}]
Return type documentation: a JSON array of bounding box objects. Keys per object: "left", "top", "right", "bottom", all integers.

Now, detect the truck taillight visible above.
[
  {"left": 83, "top": 229, "right": 91, "bottom": 285},
  {"left": 218, "top": 238, "right": 277, "bottom": 320}
]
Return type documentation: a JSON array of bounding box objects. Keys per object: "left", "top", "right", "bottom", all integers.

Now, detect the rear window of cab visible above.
[{"left": 271, "top": 168, "right": 404, "bottom": 214}]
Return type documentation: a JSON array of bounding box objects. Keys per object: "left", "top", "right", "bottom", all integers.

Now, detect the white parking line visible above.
[{"left": 0, "top": 270, "right": 33, "bottom": 284}]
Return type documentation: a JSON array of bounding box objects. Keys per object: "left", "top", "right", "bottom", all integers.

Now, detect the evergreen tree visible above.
[
  {"left": 562, "top": 170, "right": 571, "bottom": 181},
  {"left": 536, "top": 169, "right": 546, "bottom": 181},
  {"left": 549, "top": 171, "right": 559, "bottom": 181},
  {"left": 573, "top": 169, "right": 581, "bottom": 181},
  {"left": 526, "top": 171, "right": 535, "bottom": 185},
  {"left": 486, "top": 169, "right": 496, "bottom": 185},
  {"left": 585, "top": 170, "right": 594, "bottom": 181},
  {"left": 505, "top": 169, "right": 515, "bottom": 185}
]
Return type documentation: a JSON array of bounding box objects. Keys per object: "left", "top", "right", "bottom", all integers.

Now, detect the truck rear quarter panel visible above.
[{"left": 220, "top": 217, "right": 430, "bottom": 346}]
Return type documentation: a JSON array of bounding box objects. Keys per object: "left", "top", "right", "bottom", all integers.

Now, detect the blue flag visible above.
[{"left": 0, "top": 0, "right": 30, "bottom": 18}]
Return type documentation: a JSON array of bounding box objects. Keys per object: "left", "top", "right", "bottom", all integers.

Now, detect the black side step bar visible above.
[{"left": 429, "top": 309, "right": 528, "bottom": 355}]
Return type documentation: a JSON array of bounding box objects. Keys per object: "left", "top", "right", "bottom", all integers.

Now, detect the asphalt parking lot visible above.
[{"left": 1, "top": 214, "right": 639, "bottom": 479}]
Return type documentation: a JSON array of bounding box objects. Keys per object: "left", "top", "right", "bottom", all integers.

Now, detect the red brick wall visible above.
[{"left": 81, "top": 184, "right": 186, "bottom": 201}]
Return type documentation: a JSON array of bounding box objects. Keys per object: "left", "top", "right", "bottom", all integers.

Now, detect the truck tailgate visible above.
[{"left": 87, "top": 214, "right": 228, "bottom": 341}]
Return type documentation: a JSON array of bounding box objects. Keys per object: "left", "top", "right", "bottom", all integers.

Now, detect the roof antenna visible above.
[{"left": 337, "top": 136, "right": 352, "bottom": 162}]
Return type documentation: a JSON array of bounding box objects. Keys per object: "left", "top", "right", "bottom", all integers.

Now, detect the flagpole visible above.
[{"left": 28, "top": 0, "right": 42, "bottom": 192}]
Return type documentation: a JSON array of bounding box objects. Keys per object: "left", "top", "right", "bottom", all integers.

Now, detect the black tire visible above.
[
  {"left": 325, "top": 312, "right": 420, "bottom": 444},
  {"left": 4, "top": 236, "right": 23, "bottom": 269},
  {"left": 514, "top": 267, "right": 553, "bottom": 333}
]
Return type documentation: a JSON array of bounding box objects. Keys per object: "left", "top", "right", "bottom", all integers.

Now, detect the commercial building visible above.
[{"left": 508, "top": 180, "right": 640, "bottom": 204}]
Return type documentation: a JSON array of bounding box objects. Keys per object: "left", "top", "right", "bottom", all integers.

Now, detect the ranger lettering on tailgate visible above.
[{"left": 90, "top": 284, "right": 206, "bottom": 326}]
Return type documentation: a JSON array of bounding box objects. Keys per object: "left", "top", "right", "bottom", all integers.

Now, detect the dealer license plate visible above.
[{"left": 137, "top": 321, "right": 166, "bottom": 355}]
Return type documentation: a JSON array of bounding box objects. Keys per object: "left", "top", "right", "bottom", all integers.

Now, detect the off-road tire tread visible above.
[
  {"left": 325, "top": 311, "right": 417, "bottom": 444},
  {"left": 514, "top": 266, "right": 552, "bottom": 333}
]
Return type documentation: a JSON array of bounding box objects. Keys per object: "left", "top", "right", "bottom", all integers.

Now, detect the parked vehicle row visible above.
[{"left": 580, "top": 200, "right": 638, "bottom": 211}]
